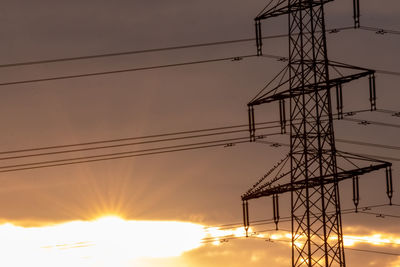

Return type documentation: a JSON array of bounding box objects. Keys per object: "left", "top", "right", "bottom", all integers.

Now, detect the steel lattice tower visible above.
[{"left": 241, "top": 1, "right": 393, "bottom": 267}]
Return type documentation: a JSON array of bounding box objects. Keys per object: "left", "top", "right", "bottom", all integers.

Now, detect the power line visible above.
[
  {"left": 0, "top": 136, "right": 257, "bottom": 173},
  {"left": 3, "top": 25, "right": 397, "bottom": 70},
  {"left": 358, "top": 211, "right": 400, "bottom": 219},
  {"left": 204, "top": 203, "right": 397, "bottom": 230},
  {"left": 1, "top": 53, "right": 398, "bottom": 88},
  {"left": 0, "top": 120, "right": 278, "bottom": 155},
  {"left": 0, "top": 28, "right": 398, "bottom": 87},
  {"left": 0, "top": 108, "right": 398, "bottom": 172},
  {"left": 0, "top": 27, "right": 354, "bottom": 69},
  {"left": 257, "top": 140, "right": 400, "bottom": 162},
  {"left": 343, "top": 117, "right": 400, "bottom": 129},
  {"left": 0, "top": 108, "right": 370, "bottom": 158},
  {"left": 335, "top": 139, "right": 400, "bottom": 151},
  {"left": 202, "top": 223, "right": 400, "bottom": 258},
  {"left": 0, "top": 55, "right": 257, "bottom": 87},
  {"left": 359, "top": 26, "right": 400, "bottom": 36},
  {"left": 345, "top": 247, "right": 400, "bottom": 257},
  {"left": 0, "top": 126, "right": 280, "bottom": 161},
  {"left": 375, "top": 69, "right": 400, "bottom": 77}
]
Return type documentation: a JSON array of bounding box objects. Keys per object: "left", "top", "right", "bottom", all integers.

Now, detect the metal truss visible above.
[{"left": 242, "top": 1, "right": 392, "bottom": 267}]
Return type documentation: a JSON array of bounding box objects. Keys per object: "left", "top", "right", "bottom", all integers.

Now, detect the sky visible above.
[{"left": 0, "top": 0, "right": 399, "bottom": 266}]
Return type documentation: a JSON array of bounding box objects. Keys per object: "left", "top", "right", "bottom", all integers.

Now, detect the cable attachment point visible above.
[
  {"left": 272, "top": 194, "right": 280, "bottom": 230},
  {"left": 255, "top": 19, "right": 263, "bottom": 56},
  {"left": 352, "top": 176, "right": 360, "bottom": 212},
  {"left": 248, "top": 105, "right": 256, "bottom": 142},
  {"left": 242, "top": 200, "right": 250, "bottom": 237},
  {"left": 353, "top": 0, "right": 360, "bottom": 28},
  {"left": 279, "top": 100, "right": 287, "bottom": 133},
  {"left": 369, "top": 73, "right": 377, "bottom": 111},
  {"left": 336, "top": 83, "right": 344, "bottom": 120},
  {"left": 386, "top": 166, "right": 393, "bottom": 205}
]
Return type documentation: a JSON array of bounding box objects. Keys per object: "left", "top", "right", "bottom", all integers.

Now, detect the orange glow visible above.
[
  {"left": 0, "top": 216, "right": 205, "bottom": 267},
  {"left": 1, "top": 217, "right": 399, "bottom": 267},
  {"left": 343, "top": 233, "right": 400, "bottom": 247},
  {"left": 207, "top": 227, "right": 400, "bottom": 249}
]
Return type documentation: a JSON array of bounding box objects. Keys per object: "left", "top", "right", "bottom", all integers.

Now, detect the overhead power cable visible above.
[
  {"left": 0, "top": 109, "right": 361, "bottom": 157},
  {"left": 3, "top": 25, "right": 397, "bottom": 69},
  {"left": 0, "top": 140, "right": 247, "bottom": 173},
  {"left": 0, "top": 27, "right": 355, "bottom": 69},
  {"left": 0, "top": 125, "right": 280, "bottom": 161},
  {"left": 345, "top": 248, "right": 400, "bottom": 257},
  {"left": 359, "top": 26, "right": 400, "bottom": 36},
  {"left": 0, "top": 132, "right": 278, "bottom": 173},
  {"left": 1, "top": 53, "right": 398, "bottom": 88},
  {"left": 343, "top": 117, "right": 400, "bottom": 129},
  {"left": 0, "top": 55, "right": 257, "bottom": 87},
  {"left": 0, "top": 136, "right": 253, "bottom": 173},
  {"left": 335, "top": 139, "right": 400, "bottom": 151},
  {"left": 0, "top": 108, "right": 371, "bottom": 158},
  {"left": 202, "top": 205, "right": 400, "bottom": 258},
  {"left": 204, "top": 236, "right": 400, "bottom": 257},
  {"left": 257, "top": 140, "right": 400, "bottom": 162},
  {"left": 204, "top": 203, "right": 397, "bottom": 230},
  {"left": 0, "top": 120, "right": 278, "bottom": 155},
  {"left": 358, "top": 211, "right": 400, "bottom": 219},
  {"left": 0, "top": 108, "right": 398, "bottom": 172},
  {"left": 0, "top": 26, "right": 398, "bottom": 87}
]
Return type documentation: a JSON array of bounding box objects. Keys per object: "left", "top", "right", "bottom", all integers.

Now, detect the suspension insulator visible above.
[
  {"left": 353, "top": 0, "right": 360, "bottom": 28},
  {"left": 386, "top": 166, "right": 393, "bottom": 205},
  {"left": 352, "top": 176, "right": 360, "bottom": 212},
  {"left": 248, "top": 105, "right": 256, "bottom": 142},
  {"left": 242, "top": 200, "right": 250, "bottom": 237},
  {"left": 369, "top": 73, "right": 377, "bottom": 111},
  {"left": 272, "top": 194, "right": 280, "bottom": 230},
  {"left": 279, "top": 100, "right": 287, "bottom": 134},
  {"left": 255, "top": 19, "right": 263, "bottom": 56},
  {"left": 336, "top": 83, "right": 343, "bottom": 120}
]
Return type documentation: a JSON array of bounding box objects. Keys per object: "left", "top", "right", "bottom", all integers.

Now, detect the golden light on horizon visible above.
[
  {"left": 0, "top": 216, "right": 399, "bottom": 267},
  {"left": 0, "top": 215, "right": 206, "bottom": 267}
]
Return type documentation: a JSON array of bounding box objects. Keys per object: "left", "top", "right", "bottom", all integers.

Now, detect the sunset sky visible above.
[{"left": 0, "top": 0, "right": 399, "bottom": 266}]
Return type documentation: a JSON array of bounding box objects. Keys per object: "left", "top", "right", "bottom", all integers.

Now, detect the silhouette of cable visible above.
[
  {"left": 1, "top": 52, "right": 399, "bottom": 87},
  {"left": 204, "top": 203, "right": 397, "bottom": 230},
  {"left": 358, "top": 211, "right": 400, "bottom": 219},
  {"left": 0, "top": 120, "right": 279, "bottom": 155},
  {"left": 345, "top": 248, "right": 400, "bottom": 257},
  {"left": 0, "top": 135, "right": 258, "bottom": 170},
  {"left": 0, "top": 108, "right": 370, "bottom": 158},
  {"left": 0, "top": 138, "right": 254, "bottom": 173},
  {"left": 359, "top": 26, "right": 400, "bottom": 36},
  {"left": 343, "top": 118, "right": 400, "bottom": 129},
  {"left": 335, "top": 139, "right": 400, "bottom": 151},
  {"left": 257, "top": 140, "right": 400, "bottom": 162},
  {"left": 377, "top": 109, "right": 400, "bottom": 115},
  {"left": 0, "top": 126, "right": 281, "bottom": 161},
  {"left": 375, "top": 69, "right": 400, "bottom": 77},
  {"left": 0, "top": 108, "right": 398, "bottom": 171},
  {"left": 202, "top": 227, "right": 400, "bottom": 256},
  {"left": 0, "top": 55, "right": 257, "bottom": 87},
  {"left": 0, "top": 26, "right": 354, "bottom": 69}
]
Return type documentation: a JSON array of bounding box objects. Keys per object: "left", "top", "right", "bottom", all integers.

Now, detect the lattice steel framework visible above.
[
  {"left": 241, "top": 1, "right": 393, "bottom": 267},
  {"left": 287, "top": 2, "right": 344, "bottom": 266}
]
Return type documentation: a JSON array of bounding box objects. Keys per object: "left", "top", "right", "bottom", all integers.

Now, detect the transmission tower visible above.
[{"left": 241, "top": 1, "right": 394, "bottom": 266}]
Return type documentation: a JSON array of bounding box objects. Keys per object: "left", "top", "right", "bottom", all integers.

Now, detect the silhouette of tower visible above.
[{"left": 241, "top": 1, "right": 393, "bottom": 266}]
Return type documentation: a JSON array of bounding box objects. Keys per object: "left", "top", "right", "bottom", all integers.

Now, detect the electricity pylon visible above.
[{"left": 241, "top": 1, "right": 393, "bottom": 266}]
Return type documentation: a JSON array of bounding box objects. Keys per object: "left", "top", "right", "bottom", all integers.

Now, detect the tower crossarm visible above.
[
  {"left": 256, "top": 0, "right": 334, "bottom": 21},
  {"left": 242, "top": 161, "right": 390, "bottom": 201},
  {"left": 249, "top": 70, "right": 374, "bottom": 106}
]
